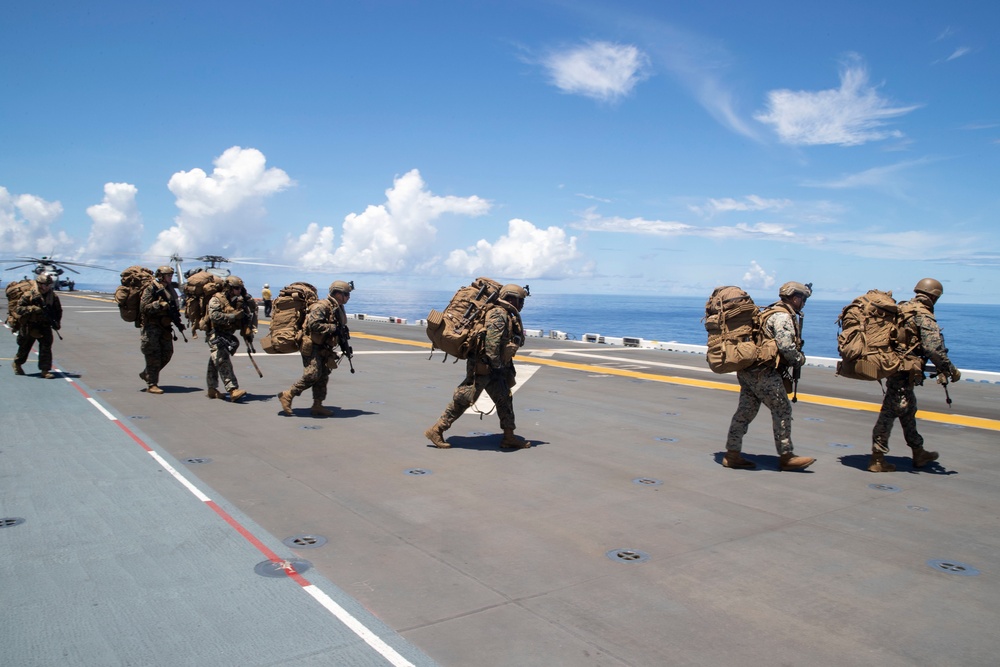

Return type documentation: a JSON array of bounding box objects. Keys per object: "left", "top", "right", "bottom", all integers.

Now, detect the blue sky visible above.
[{"left": 2, "top": 0, "right": 998, "bottom": 303}]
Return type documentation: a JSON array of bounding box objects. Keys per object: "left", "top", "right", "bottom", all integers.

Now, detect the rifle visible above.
[
  {"left": 929, "top": 365, "right": 954, "bottom": 408},
  {"left": 337, "top": 321, "right": 355, "bottom": 374},
  {"left": 238, "top": 292, "right": 262, "bottom": 378},
  {"left": 791, "top": 311, "right": 804, "bottom": 403},
  {"left": 42, "top": 303, "right": 63, "bottom": 341},
  {"left": 155, "top": 285, "right": 188, "bottom": 342}
]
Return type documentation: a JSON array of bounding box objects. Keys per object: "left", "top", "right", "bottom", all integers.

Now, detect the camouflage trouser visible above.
[
  {"left": 289, "top": 349, "right": 332, "bottom": 401},
  {"left": 439, "top": 360, "right": 517, "bottom": 431},
  {"left": 726, "top": 367, "right": 794, "bottom": 455},
  {"left": 872, "top": 373, "right": 923, "bottom": 453},
  {"left": 207, "top": 332, "right": 239, "bottom": 392},
  {"left": 140, "top": 323, "right": 173, "bottom": 387},
  {"left": 15, "top": 327, "right": 54, "bottom": 372}
]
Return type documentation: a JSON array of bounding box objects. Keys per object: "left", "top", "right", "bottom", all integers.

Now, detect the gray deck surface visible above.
[{"left": 3, "top": 291, "right": 999, "bottom": 666}]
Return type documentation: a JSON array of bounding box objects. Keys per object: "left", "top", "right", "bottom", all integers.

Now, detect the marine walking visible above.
[
  {"left": 205, "top": 275, "right": 256, "bottom": 402},
  {"left": 8, "top": 273, "right": 62, "bottom": 378},
  {"left": 138, "top": 266, "right": 184, "bottom": 394}
]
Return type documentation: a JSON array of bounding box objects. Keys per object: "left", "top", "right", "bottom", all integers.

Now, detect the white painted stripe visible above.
[
  {"left": 147, "top": 450, "right": 212, "bottom": 502},
  {"left": 302, "top": 585, "right": 416, "bottom": 667},
  {"left": 473, "top": 363, "right": 539, "bottom": 413},
  {"left": 88, "top": 397, "right": 118, "bottom": 420}
]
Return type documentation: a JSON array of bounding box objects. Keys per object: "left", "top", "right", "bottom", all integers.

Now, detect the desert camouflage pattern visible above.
[
  {"left": 206, "top": 291, "right": 243, "bottom": 392},
  {"left": 13, "top": 282, "right": 62, "bottom": 373},
  {"left": 139, "top": 279, "right": 176, "bottom": 387},
  {"left": 288, "top": 298, "right": 344, "bottom": 401}
]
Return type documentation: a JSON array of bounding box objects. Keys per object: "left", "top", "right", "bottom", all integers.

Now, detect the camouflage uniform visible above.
[
  {"left": 726, "top": 304, "right": 804, "bottom": 456},
  {"left": 139, "top": 279, "right": 177, "bottom": 389},
  {"left": 288, "top": 297, "right": 345, "bottom": 402},
  {"left": 872, "top": 295, "right": 957, "bottom": 454},
  {"left": 438, "top": 305, "right": 521, "bottom": 432},
  {"left": 13, "top": 280, "right": 62, "bottom": 376},
  {"left": 206, "top": 290, "right": 244, "bottom": 393}
]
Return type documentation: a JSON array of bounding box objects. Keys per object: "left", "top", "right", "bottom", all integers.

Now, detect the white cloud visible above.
[
  {"left": 285, "top": 169, "right": 491, "bottom": 273},
  {"left": 82, "top": 183, "right": 143, "bottom": 258},
  {"left": 543, "top": 41, "right": 650, "bottom": 102},
  {"left": 754, "top": 56, "right": 920, "bottom": 146},
  {"left": 0, "top": 186, "right": 74, "bottom": 258},
  {"left": 150, "top": 146, "right": 293, "bottom": 257},
  {"left": 571, "top": 207, "right": 800, "bottom": 241},
  {"left": 742, "top": 260, "right": 776, "bottom": 289},
  {"left": 445, "top": 218, "right": 582, "bottom": 279},
  {"left": 690, "top": 195, "right": 792, "bottom": 218},
  {"left": 945, "top": 46, "right": 972, "bottom": 62}
]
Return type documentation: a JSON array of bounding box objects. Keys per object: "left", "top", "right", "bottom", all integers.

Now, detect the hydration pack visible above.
[
  {"left": 114, "top": 266, "right": 155, "bottom": 326},
  {"left": 4, "top": 279, "right": 33, "bottom": 332},
  {"left": 261, "top": 282, "right": 318, "bottom": 353},
  {"left": 426, "top": 277, "right": 504, "bottom": 360},
  {"left": 703, "top": 286, "right": 780, "bottom": 373},
  {"left": 182, "top": 270, "right": 224, "bottom": 334},
  {"left": 836, "top": 290, "right": 921, "bottom": 381}
]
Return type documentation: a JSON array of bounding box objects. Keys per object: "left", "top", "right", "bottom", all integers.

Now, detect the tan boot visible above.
[
  {"left": 147, "top": 385, "right": 164, "bottom": 395},
  {"left": 867, "top": 451, "right": 896, "bottom": 473},
  {"left": 722, "top": 451, "right": 756, "bottom": 469},
  {"left": 500, "top": 428, "right": 530, "bottom": 449},
  {"left": 42, "top": 371, "right": 56, "bottom": 379},
  {"left": 912, "top": 447, "right": 939, "bottom": 468},
  {"left": 12, "top": 360, "right": 25, "bottom": 375},
  {"left": 424, "top": 420, "right": 450, "bottom": 448},
  {"left": 310, "top": 401, "right": 333, "bottom": 417},
  {"left": 779, "top": 452, "right": 816, "bottom": 471},
  {"left": 229, "top": 388, "right": 246, "bottom": 402},
  {"left": 278, "top": 390, "right": 294, "bottom": 416},
  {"left": 206, "top": 387, "right": 220, "bottom": 399}
]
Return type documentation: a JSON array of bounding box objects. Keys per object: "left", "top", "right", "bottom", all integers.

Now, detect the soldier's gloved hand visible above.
[
  {"left": 796, "top": 353, "right": 807, "bottom": 368},
  {"left": 936, "top": 373, "right": 949, "bottom": 385},
  {"left": 53, "top": 322, "right": 61, "bottom": 330},
  {"left": 950, "top": 369, "right": 961, "bottom": 383}
]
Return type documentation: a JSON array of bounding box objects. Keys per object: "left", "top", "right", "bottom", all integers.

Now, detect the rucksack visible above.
[
  {"left": 425, "top": 277, "right": 504, "bottom": 360},
  {"left": 703, "top": 286, "right": 780, "bottom": 374},
  {"left": 4, "top": 279, "right": 33, "bottom": 332},
  {"left": 114, "top": 266, "right": 155, "bottom": 326},
  {"left": 261, "top": 282, "right": 318, "bottom": 353},
  {"left": 182, "top": 270, "right": 224, "bottom": 334},
  {"left": 836, "top": 290, "right": 922, "bottom": 381}
]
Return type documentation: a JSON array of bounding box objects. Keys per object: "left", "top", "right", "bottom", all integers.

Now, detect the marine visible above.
[
  {"left": 138, "top": 266, "right": 180, "bottom": 394},
  {"left": 11, "top": 273, "right": 62, "bottom": 379},
  {"left": 277, "top": 280, "right": 353, "bottom": 417},
  {"left": 868, "top": 278, "right": 961, "bottom": 472},
  {"left": 424, "top": 283, "right": 530, "bottom": 450},
  {"left": 722, "top": 281, "right": 816, "bottom": 471},
  {"left": 205, "top": 275, "right": 252, "bottom": 402}
]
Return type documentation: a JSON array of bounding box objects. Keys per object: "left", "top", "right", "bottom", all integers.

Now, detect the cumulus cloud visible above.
[
  {"left": 285, "top": 169, "right": 491, "bottom": 273},
  {"left": 742, "top": 260, "right": 776, "bottom": 290},
  {"left": 543, "top": 41, "right": 650, "bottom": 102},
  {"left": 445, "top": 218, "right": 582, "bottom": 278},
  {"left": 82, "top": 182, "right": 143, "bottom": 258},
  {"left": 150, "top": 146, "right": 292, "bottom": 257},
  {"left": 0, "top": 186, "right": 74, "bottom": 258},
  {"left": 754, "top": 56, "right": 920, "bottom": 146}
]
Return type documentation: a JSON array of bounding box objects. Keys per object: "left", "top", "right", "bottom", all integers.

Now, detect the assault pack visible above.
[
  {"left": 836, "top": 290, "right": 921, "bottom": 381},
  {"left": 4, "top": 279, "right": 33, "bottom": 332},
  {"left": 182, "top": 270, "right": 224, "bottom": 335},
  {"left": 426, "top": 277, "right": 504, "bottom": 360},
  {"left": 703, "top": 286, "right": 780, "bottom": 373},
  {"left": 114, "top": 266, "right": 155, "bottom": 326},
  {"left": 261, "top": 282, "right": 319, "bottom": 353}
]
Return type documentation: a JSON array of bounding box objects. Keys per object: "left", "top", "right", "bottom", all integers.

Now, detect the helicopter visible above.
[
  {"left": 174, "top": 254, "right": 296, "bottom": 283},
  {"left": 0, "top": 256, "right": 116, "bottom": 291}
]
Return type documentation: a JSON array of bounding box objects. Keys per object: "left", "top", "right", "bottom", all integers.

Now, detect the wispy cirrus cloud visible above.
[
  {"left": 754, "top": 55, "right": 920, "bottom": 146},
  {"left": 541, "top": 41, "right": 650, "bottom": 102},
  {"left": 689, "top": 195, "right": 792, "bottom": 218}
]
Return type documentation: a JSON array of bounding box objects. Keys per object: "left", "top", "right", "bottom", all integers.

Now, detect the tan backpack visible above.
[
  {"left": 182, "top": 271, "right": 224, "bottom": 333},
  {"left": 426, "top": 277, "right": 507, "bottom": 360},
  {"left": 114, "top": 266, "right": 155, "bottom": 326},
  {"left": 703, "top": 286, "right": 780, "bottom": 373},
  {"left": 4, "top": 279, "right": 33, "bottom": 332},
  {"left": 261, "top": 282, "right": 318, "bottom": 353},
  {"left": 836, "top": 290, "right": 921, "bottom": 381}
]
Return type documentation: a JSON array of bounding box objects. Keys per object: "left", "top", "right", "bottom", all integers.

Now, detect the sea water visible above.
[{"left": 67, "top": 285, "right": 999, "bottom": 373}]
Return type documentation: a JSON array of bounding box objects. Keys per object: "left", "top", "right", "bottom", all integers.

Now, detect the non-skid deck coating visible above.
[{"left": 3, "top": 292, "right": 1000, "bottom": 666}]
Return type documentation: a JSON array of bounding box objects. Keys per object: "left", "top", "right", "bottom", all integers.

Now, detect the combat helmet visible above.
[
  {"left": 225, "top": 275, "right": 244, "bottom": 290},
  {"left": 500, "top": 284, "right": 528, "bottom": 311},
  {"left": 329, "top": 280, "right": 354, "bottom": 295},
  {"left": 914, "top": 278, "right": 943, "bottom": 300},
  {"left": 155, "top": 265, "right": 174, "bottom": 278},
  {"left": 778, "top": 281, "right": 812, "bottom": 299},
  {"left": 35, "top": 273, "right": 54, "bottom": 285}
]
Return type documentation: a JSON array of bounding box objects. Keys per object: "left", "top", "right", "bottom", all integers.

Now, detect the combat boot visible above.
[
  {"left": 310, "top": 401, "right": 333, "bottom": 417},
  {"left": 12, "top": 360, "right": 25, "bottom": 375},
  {"left": 147, "top": 385, "right": 164, "bottom": 395},
  {"left": 912, "top": 447, "right": 939, "bottom": 468},
  {"left": 722, "top": 451, "right": 756, "bottom": 469},
  {"left": 867, "top": 451, "right": 896, "bottom": 473},
  {"left": 42, "top": 371, "right": 56, "bottom": 379},
  {"left": 229, "top": 388, "right": 247, "bottom": 402},
  {"left": 779, "top": 452, "right": 816, "bottom": 471},
  {"left": 206, "top": 387, "right": 220, "bottom": 399},
  {"left": 424, "top": 419, "right": 450, "bottom": 448},
  {"left": 500, "top": 428, "right": 530, "bottom": 449},
  {"left": 277, "top": 390, "right": 294, "bottom": 416}
]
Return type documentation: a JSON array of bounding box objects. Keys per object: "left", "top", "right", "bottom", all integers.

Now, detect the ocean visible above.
[{"left": 68, "top": 284, "right": 999, "bottom": 373}]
